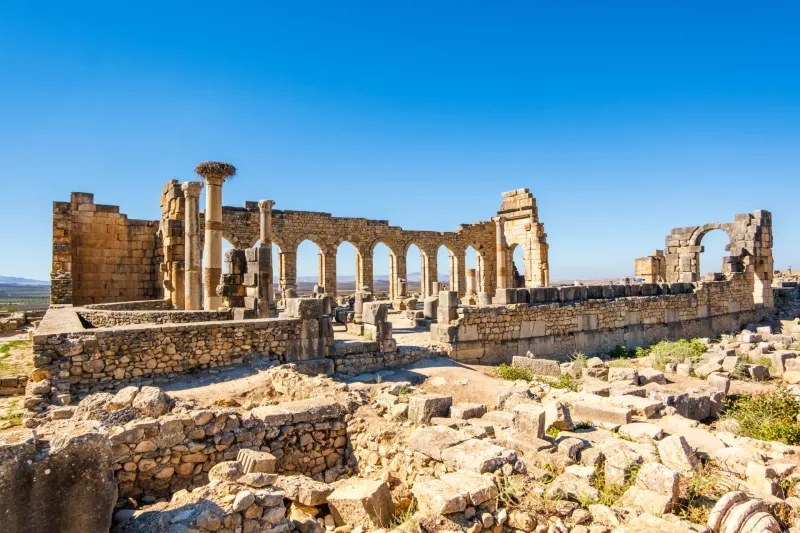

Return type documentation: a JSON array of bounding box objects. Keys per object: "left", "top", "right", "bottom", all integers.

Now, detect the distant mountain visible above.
[{"left": 0, "top": 275, "right": 49, "bottom": 286}]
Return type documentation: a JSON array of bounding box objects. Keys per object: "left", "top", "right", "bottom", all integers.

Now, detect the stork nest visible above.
[{"left": 195, "top": 161, "right": 237, "bottom": 179}]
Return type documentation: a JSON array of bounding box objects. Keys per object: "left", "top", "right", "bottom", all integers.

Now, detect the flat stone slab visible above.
[
  {"left": 450, "top": 402, "right": 487, "bottom": 420},
  {"left": 409, "top": 426, "right": 470, "bottom": 461},
  {"left": 408, "top": 394, "right": 452, "bottom": 424},
  {"left": 274, "top": 475, "right": 333, "bottom": 506},
  {"left": 411, "top": 479, "right": 466, "bottom": 515},
  {"left": 511, "top": 356, "right": 561, "bottom": 376},
  {"left": 572, "top": 401, "right": 632, "bottom": 426},
  {"left": 439, "top": 470, "right": 499, "bottom": 506},
  {"left": 441, "top": 439, "right": 514, "bottom": 473},
  {"left": 604, "top": 395, "right": 663, "bottom": 418},
  {"left": 619, "top": 423, "right": 664, "bottom": 442}
]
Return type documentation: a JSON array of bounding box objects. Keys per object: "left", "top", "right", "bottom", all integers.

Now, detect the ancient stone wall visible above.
[
  {"left": 432, "top": 274, "right": 761, "bottom": 363},
  {"left": 661, "top": 210, "right": 774, "bottom": 307},
  {"left": 0, "top": 375, "right": 27, "bottom": 396},
  {"left": 51, "top": 192, "right": 162, "bottom": 306},
  {"left": 77, "top": 309, "right": 232, "bottom": 328},
  {"left": 84, "top": 300, "right": 173, "bottom": 311},
  {"left": 331, "top": 345, "right": 437, "bottom": 376},
  {"left": 111, "top": 397, "right": 346, "bottom": 499},
  {"left": 498, "top": 189, "right": 550, "bottom": 288},
  {"left": 634, "top": 250, "right": 667, "bottom": 283}
]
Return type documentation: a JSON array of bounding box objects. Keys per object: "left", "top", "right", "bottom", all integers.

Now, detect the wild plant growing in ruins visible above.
[
  {"left": 724, "top": 389, "right": 800, "bottom": 445},
  {"left": 569, "top": 351, "right": 588, "bottom": 368}
]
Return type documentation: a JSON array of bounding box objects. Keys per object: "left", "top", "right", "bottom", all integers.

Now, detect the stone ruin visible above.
[{"left": 5, "top": 160, "right": 800, "bottom": 533}]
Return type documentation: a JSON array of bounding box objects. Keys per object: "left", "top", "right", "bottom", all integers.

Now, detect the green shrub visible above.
[
  {"left": 649, "top": 338, "right": 707, "bottom": 370},
  {"left": 494, "top": 364, "right": 533, "bottom": 381},
  {"left": 569, "top": 351, "right": 588, "bottom": 368},
  {"left": 724, "top": 389, "right": 800, "bottom": 445},
  {"left": 608, "top": 345, "right": 631, "bottom": 358}
]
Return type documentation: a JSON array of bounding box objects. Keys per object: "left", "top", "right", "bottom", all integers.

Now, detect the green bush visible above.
[
  {"left": 648, "top": 338, "right": 707, "bottom": 370},
  {"left": 608, "top": 345, "right": 631, "bottom": 358},
  {"left": 494, "top": 364, "right": 533, "bottom": 381},
  {"left": 724, "top": 389, "right": 800, "bottom": 445}
]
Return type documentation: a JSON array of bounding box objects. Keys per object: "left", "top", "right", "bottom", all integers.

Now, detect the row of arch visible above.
[{"left": 213, "top": 238, "right": 524, "bottom": 299}]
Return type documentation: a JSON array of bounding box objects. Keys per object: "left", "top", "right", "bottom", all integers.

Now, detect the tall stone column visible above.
[
  {"left": 195, "top": 161, "right": 236, "bottom": 310},
  {"left": 495, "top": 217, "right": 507, "bottom": 289},
  {"left": 257, "top": 200, "right": 275, "bottom": 315},
  {"left": 182, "top": 181, "right": 203, "bottom": 310}
]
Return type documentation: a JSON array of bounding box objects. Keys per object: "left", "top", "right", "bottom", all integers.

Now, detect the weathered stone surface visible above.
[
  {"left": 512, "top": 403, "right": 546, "bottom": 439},
  {"left": 131, "top": 386, "right": 170, "bottom": 418},
  {"left": 0, "top": 427, "right": 117, "bottom": 533},
  {"left": 572, "top": 401, "right": 632, "bottom": 426},
  {"left": 327, "top": 479, "right": 394, "bottom": 528},
  {"left": 450, "top": 402, "right": 487, "bottom": 420},
  {"left": 411, "top": 479, "right": 466, "bottom": 514},
  {"left": 439, "top": 470, "right": 498, "bottom": 506},
  {"left": 657, "top": 435, "right": 698, "bottom": 474},
  {"left": 238, "top": 448, "right": 276, "bottom": 474},
  {"left": 511, "top": 356, "right": 560, "bottom": 376},
  {"left": 407, "top": 394, "right": 452, "bottom": 424},
  {"left": 619, "top": 423, "right": 663, "bottom": 442},
  {"left": 441, "top": 439, "right": 513, "bottom": 473},
  {"left": 608, "top": 367, "right": 638, "bottom": 385},
  {"left": 634, "top": 462, "right": 679, "bottom": 505},
  {"left": 408, "top": 426, "right": 470, "bottom": 461},
  {"left": 275, "top": 475, "right": 333, "bottom": 506},
  {"left": 545, "top": 473, "right": 599, "bottom": 503},
  {"left": 544, "top": 400, "right": 574, "bottom": 431},
  {"left": 619, "top": 486, "right": 673, "bottom": 515}
]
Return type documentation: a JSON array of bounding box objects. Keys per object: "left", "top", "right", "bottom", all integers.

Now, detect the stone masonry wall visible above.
[
  {"left": 433, "top": 274, "right": 760, "bottom": 363},
  {"left": 78, "top": 309, "right": 232, "bottom": 328},
  {"left": 84, "top": 300, "right": 173, "bottom": 311},
  {"left": 111, "top": 397, "right": 346, "bottom": 499},
  {"left": 51, "top": 192, "right": 162, "bottom": 306}
]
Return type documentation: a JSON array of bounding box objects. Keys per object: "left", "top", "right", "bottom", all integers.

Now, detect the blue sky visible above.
[{"left": 1, "top": 2, "right": 798, "bottom": 282}]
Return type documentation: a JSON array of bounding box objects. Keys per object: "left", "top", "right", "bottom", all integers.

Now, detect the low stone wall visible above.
[
  {"left": 434, "top": 274, "right": 766, "bottom": 363},
  {"left": 0, "top": 312, "right": 26, "bottom": 333},
  {"left": 332, "top": 345, "right": 438, "bottom": 376},
  {"left": 84, "top": 300, "right": 173, "bottom": 311},
  {"left": 111, "top": 397, "right": 346, "bottom": 499},
  {"left": 78, "top": 309, "right": 232, "bottom": 327},
  {"left": 0, "top": 375, "right": 27, "bottom": 396}
]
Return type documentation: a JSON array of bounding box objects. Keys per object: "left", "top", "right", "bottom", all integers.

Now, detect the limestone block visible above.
[
  {"left": 608, "top": 367, "right": 638, "bottom": 385},
  {"left": 694, "top": 362, "right": 723, "bottom": 379},
  {"left": 544, "top": 473, "right": 599, "bottom": 503},
  {"left": 637, "top": 368, "right": 666, "bottom": 385},
  {"left": 477, "top": 292, "right": 492, "bottom": 306},
  {"left": 327, "top": 479, "right": 394, "bottom": 528},
  {"left": 657, "top": 435, "right": 698, "bottom": 474},
  {"left": 511, "top": 355, "right": 560, "bottom": 376},
  {"left": 707, "top": 373, "right": 731, "bottom": 395},
  {"left": 745, "top": 462, "right": 781, "bottom": 498},
  {"left": 411, "top": 479, "right": 466, "bottom": 515},
  {"left": 440, "top": 438, "right": 513, "bottom": 473},
  {"left": 572, "top": 402, "right": 632, "bottom": 426},
  {"left": 634, "top": 462, "right": 680, "bottom": 505},
  {"left": 745, "top": 364, "right": 770, "bottom": 381},
  {"left": 512, "top": 403, "right": 546, "bottom": 438},
  {"left": 450, "top": 402, "right": 487, "bottom": 420},
  {"left": 274, "top": 475, "right": 333, "bottom": 506},
  {"left": 544, "top": 401, "right": 574, "bottom": 431},
  {"left": 361, "top": 302, "right": 388, "bottom": 325},
  {"left": 408, "top": 426, "right": 470, "bottom": 460},
  {"left": 768, "top": 351, "right": 797, "bottom": 376},
  {"left": 407, "top": 394, "right": 452, "bottom": 424},
  {"left": 618, "top": 423, "right": 664, "bottom": 442},
  {"left": 439, "top": 470, "right": 498, "bottom": 506},
  {"left": 132, "top": 386, "right": 169, "bottom": 418},
  {"left": 494, "top": 288, "right": 516, "bottom": 305},
  {"left": 285, "top": 298, "right": 323, "bottom": 319},
  {"left": 618, "top": 486, "right": 673, "bottom": 516},
  {"left": 237, "top": 448, "right": 276, "bottom": 474}
]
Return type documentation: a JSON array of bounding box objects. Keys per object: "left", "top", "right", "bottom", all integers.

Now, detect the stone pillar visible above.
[
  {"left": 360, "top": 249, "right": 374, "bottom": 294},
  {"left": 195, "top": 161, "right": 236, "bottom": 310},
  {"left": 257, "top": 199, "right": 275, "bottom": 314},
  {"left": 426, "top": 253, "right": 438, "bottom": 298},
  {"left": 323, "top": 252, "right": 337, "bottom": 298},
  {"left": 495, "top": 217, "right": 507, "bottom": 289},
  {"left": 466, "top": 268, "right": 477, "bottom": 295},
  {"left": 182, "top": 181, "right": 203, "bottom": 310}
]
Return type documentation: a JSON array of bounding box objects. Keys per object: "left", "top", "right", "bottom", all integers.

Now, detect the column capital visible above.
[
  {"left": 258, "top": 199, "right": 276, "bottom": 212},
  {"left": 181, "top": 181, "right": 203, "bottom": 198}
]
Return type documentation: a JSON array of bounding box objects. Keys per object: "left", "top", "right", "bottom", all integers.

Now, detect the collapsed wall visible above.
[{"left": 432, "top": 274, "right": 763, "bottom": 363}]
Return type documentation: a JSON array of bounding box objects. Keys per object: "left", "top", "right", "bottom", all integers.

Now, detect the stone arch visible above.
[
  {"left": 507, "top": 242, "right": 525, "bottom": 288},
  {"left": 369, "top": 239, "right": 401, "bottom": 299},
  {"left": 465, "top": 243, "right": 487, "bottom": 294}
]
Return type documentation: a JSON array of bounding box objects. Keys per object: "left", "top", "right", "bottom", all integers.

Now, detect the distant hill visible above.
[
  {"left": 290, "top": 272, "right": 445, "bottom": 283},
  {"left": 0, "top": 275, "right": 49, "bottom": 286}
]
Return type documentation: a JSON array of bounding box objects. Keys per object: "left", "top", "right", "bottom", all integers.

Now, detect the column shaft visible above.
[
  {"left": 182, "top": 182, "right": 203, "bottom": 310},
  {"left": 203, "top": 178, "right": 223, "bottom": 309}
]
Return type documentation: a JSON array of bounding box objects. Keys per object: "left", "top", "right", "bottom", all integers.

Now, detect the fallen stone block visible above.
[
  {"left": 450, "top": 402, "right": 487, "bottom": 420},
  {"left": 634, "top": 462, "right": 679, "bottom": 505},
  {"left": 608, "top": 367, "right": 638, "bottom": 385},
  {"left": 441, "top": 439, "right": 514, "bottom": 473},
  {"left": 411, "top": 479, "right": 466, "bottom": 514},
  {"left": 544, "top": 400, "right": 574, "bottom": 431},
  {"left": 604, "top": 395, "right": 663, "bottom": 418},
  {"left": 496, "top": 428, "right": 554, "bottom": 460},
  {"left": 409, "top": 426, "right": 470, "bottom": 461},
  {"left": 637, "top": 368, "right": 666, "bottom": 385},
  {"left": 237, "top": 448, "right": 276, "bottom": 474},
  {"left": 327, "top": 479, "right": 394, "bottom": 528},
  {"left": 657, "top": 435, "right": 698, "bottom": 474},
  {"left": 511, "top": 356, "right": 560, "bottom": 376},
  {"left": 275, "top": 475, "right": 333, "bottom": 506},
  {"left": 512, "top": 403, "right": 546, "bottom": 439},
  {"left": 440, "top": 470, "right": 499, "bottom": 506},
  {"left": 694, "top": 362, "right": 723, "bottom": 379},
  {"left": 572, "top": 402, "right": 632, "bottom": 426},
  {"left": 707, "top": 373, "right": 731, "bottom": 395},
  {"left": 619, "top": 486, "right": 673, "bottom": 515},
  {"left": 544, "top": 473, "right": 599, "bottom": 503},
  {"left": 619, "top": 423, "right": 663, "bottom": 442},
  {"left": 408, "top": 394, "right": 452, "bottom": 424}
]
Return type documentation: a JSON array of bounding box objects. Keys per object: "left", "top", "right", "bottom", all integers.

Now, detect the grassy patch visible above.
[
  {"left": 0, "top": 398, "right": 24, "bottom": 429},
  {"left": 0, "top": 340, "right": 29, "bottom": 358},
  {"left": 389, "top": 501, "right": 417, "bottom": 532},
  {"left": 546, "top": 425, "right": 560, "bottom": 439},
  {"left": 607, "top": 358, "right": 632, "bottom": 368},
  {"left": 493, "top": 364, "right": 579, "bottom": 391},
  {"left": 645, "top": 339, "right": 708, "bottom": 370},
  {"left": 723, "top": 389, "right": 800, "bottom": 445},
  {"left": 494, "top": 364, "right": 533, "bottom": 381},
  {"left": 676, "top": 465, "right": 730, "bottom": 524},
  {"left": 569, "top": 351, "right": 588, "bottom": 368}
]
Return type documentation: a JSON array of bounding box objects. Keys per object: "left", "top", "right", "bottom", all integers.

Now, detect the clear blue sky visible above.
[{"left": 1, "top": 2, "right": 798, "bottom": 282}]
